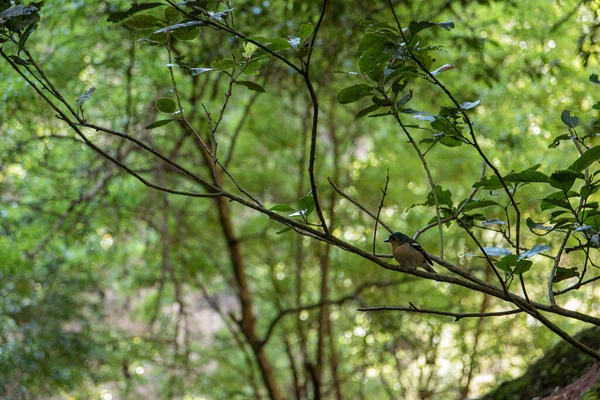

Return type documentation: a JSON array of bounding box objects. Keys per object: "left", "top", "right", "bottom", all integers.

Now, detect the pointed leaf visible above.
[
  {"left": 145, "top": 119, "right": 174, "bottom": 130},
  {"left": 235, "top": 80, "right": 266, "bottom": 93},
  {"left": 569, "top": 145, "right": 600, "bottom": 172},
  {"left": 408, "top": 20, "right": 455, "bottom": 35},
  {"left": 337, "top": 84, "right": 373, "bottom": 104},
  {"left": 108, "top": 3, "right": 163, "bottom": 23},
  {"left": 270, "top": 204, "right": 296, "bottom": 212},
  {"left": 590, "top": 74, "right": 600, "bottom": 86},
  {"left": 560, "top": 109, "right": 580, "bottom": 129}
]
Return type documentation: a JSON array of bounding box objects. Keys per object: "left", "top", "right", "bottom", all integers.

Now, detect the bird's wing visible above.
[{"left": 409, "top": 240, "right": 434, "bottom": 266}]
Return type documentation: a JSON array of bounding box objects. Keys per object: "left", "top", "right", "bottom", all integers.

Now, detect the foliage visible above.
[{"left": 2, "top": 0, "right": 600, "bottom": 399}]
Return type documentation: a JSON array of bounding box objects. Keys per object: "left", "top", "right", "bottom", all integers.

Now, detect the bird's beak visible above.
[{"left": 383, "top": 237, "right": 391, "bottom": 242}]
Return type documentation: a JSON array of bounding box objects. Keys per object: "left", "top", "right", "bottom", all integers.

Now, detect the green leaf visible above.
[
  {"left": 541, "top": 192, "right": 572, "bottom": 211},
  {"left": 408, "top": 21, "right": 455, "bottom": 35},
  {"left": 513, "top": 259, "right": 532, "bottom": 275},
  {"left": 359, "top": 43, "right": 390, "bottom": 74},
  {"left": 163, "top": 7, "right": 181, "bottom": 24},
  {"left": 235, "top": 80, "right": 266, "bottom": 93},
  {"left": 145, "top": 119, "right": 174, "bottom": 130},
  {"left": 355, "top": 104, "right": 381, "bottom": 120},
  {"left": 549, "top": 170, "right": 583, "bottom": 191},
  {"left": 211, "top": 59, "right": 234, "bottom": 70},
  {"left": 337, "top": 84, "right": 373, "bottom": 104},
  {"left": 155, "top": 97, "right": 177, "bottom": 114},
  {"left": 590, "top": 74, "right": 600, "bottom": 86},
  {"left": 270, "top": 204, "right": 296, "bottom": 212},
  {"left": 425, "top": 185, "right": 453, "bottom": 208},
  {"left": 396, "top": 92, "right": 413, "bottom": 108},
  {"left": 569, "top": 145, "right": 600, "bottom": 172},
  {"left": 526, "top": 217, "right": 553, "bottom": 232},
  {"left": 504, "top": 170, "right": 549, "bottom": 183},
  {"left": 265, "top": 37, "right": 292, "bottom": 51},
  {"left": 298, "top": 195, "right": 315, "bottom": 216},
  {"left": 18, "top": 22, "right": 37, "bottom": 52},
  {"left": 297, "top": 23, "right": 314, "bottom": 42},
  {"left": 276, "top": 226, "right": 294, "bottom": 234},
  {"left": 125, "top": 14, "right": 164, "bottom": 30},
  {"left": 108, "top": 3, "right": 163, "bottom": 23},
  {"left": 495, "top": 254, "right": 518, "bottom": 272},
  {"left": 548, "top": 133, "right": 571, "bottom": 148},
  {"left": 76, "top": 87, "right": 96, "bottom": 107},
  {"left": 473, "top": 176, "right": 503, "bottom": 190},
  {"left": 519, "top": 244, "right": 551, "bottom": 260},
  {"left": 560, "top": 109, "right": 580, "bottom": 129},
  {"left": 553, "top": 267, "right": 579, "bottom": 283},
  {"left": 173, "top": 27, "right": 200, "bottom": 41},
  {"left": 460, "top": 199, "right": 502, "bottom": 212}
]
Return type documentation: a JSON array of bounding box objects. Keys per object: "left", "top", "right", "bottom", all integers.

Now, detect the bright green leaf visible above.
[{"left": 155, "top": 97, "right": 177, "bottom": 114}]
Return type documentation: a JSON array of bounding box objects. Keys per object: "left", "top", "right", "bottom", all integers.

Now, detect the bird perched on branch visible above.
[{"left": 384, "top": 232, "right": 437, "bottom": 273}]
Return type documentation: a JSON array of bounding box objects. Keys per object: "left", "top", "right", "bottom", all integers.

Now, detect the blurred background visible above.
[{"left": 1, "top": 0, "right": 600, "bottom": 399}]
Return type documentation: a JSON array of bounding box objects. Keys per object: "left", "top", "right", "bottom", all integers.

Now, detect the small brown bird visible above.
[{"left": 384, "top": 232, "right": 436, "bottom": 273}]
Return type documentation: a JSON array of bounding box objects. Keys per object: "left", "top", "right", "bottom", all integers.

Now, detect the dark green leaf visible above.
[
  {"left": 526, "top": 217, "right": 553, "bottom": 232},
  {"left": 2, "top": 2, "right": 41, "bottom": 31},
  {"left": 297, "top": 23, "right": 314, "bottom": 42},
  {"left": 355, "top": 104, "right": 381, "bottom": 120},
  {"left": 234, "top": 80, "right": 266, "bottom": 93},
  {"left": 298, "top": 195, "right": 315, "bottom": 216},
  {"left": 211, "top": 59, "right": 234, "bottom": 70},
  {"left": 270, "top": 204, "right": 296, "bottom": 212},
  {"left": 155, "top": 97, "right": 177, "bottom": 114},
  {"left": 553, "top": 267, "right": 579, "bottom": 283},
  {"left": 108, "top": 3, "right": 163, "bottom": 23},
  {"left": 425, "top": 185, "right": 453, "bottom": 208},
  {"left": 569, "top": 145, "right": 600, "bottom": 172},
  {"left": 513, "top": 259, "right": 532, "bottom": 275},
  {"left": 460, "top": 200, "right": 502, "bottom": 212},
  {"left": 473, "top": 176, "right": 503, "bottom": 190},
  {"left": 276, "top": 226, "right": 294, "bottom": 234},
  {"left": 337, "top": 84, "right": 373, "bottom": 104},
  {"left": 359, "top": 43, "right": 390, "bottom": 73},
  {"left": 18, "top": 22, "right": 37, "bottom": 52},
  {"left": 145, "top": 119, "right": 174, "bottom": 130},
  {"left": 408, "top": 21, "right": 455, "bottom": 35},
  {"left": 504, "top": 170, "right": 549, "bottom": 183},
  {"left": 549, "top": 170, "right": 584, "bottom": 191},
  {"left": 163, "top": 7, "right": 181, "bottom": 24},
  {"left": 560, "top": 109, "right": 580, "bottom": 129},
  {"left": 396, "top": 92, "right": 413, "bottom": 108},
  {"left": 590, "top": 74, "right": 600, "bottom": 86},
  {"left": 125, "top": 14, "right": 164, "bottom": 30},
  {"left": 495, "top": 254, "right": 519, "bottom": 272},
  {"left": 548, "top": 134, "right": 571, "bottom": 148},
  {"left": 173, "top": 27, "right": 200, "bottom": 41}
]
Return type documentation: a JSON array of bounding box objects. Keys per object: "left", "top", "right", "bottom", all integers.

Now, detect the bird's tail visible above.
[{"left": 421, "top": 263, "right": 437, "bottom": 274}]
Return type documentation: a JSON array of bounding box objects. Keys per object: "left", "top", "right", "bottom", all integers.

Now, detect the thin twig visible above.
[
  {"left": 358, "top": 304, "right": 522, "bottom": 321},
  {"left": 373, "top": 170, "right": 390, "bottom": 255}
]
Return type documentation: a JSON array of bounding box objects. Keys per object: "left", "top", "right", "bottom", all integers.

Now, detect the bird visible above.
[{"left": 384, "top": 232, "right": 437, "bottom": 273}]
